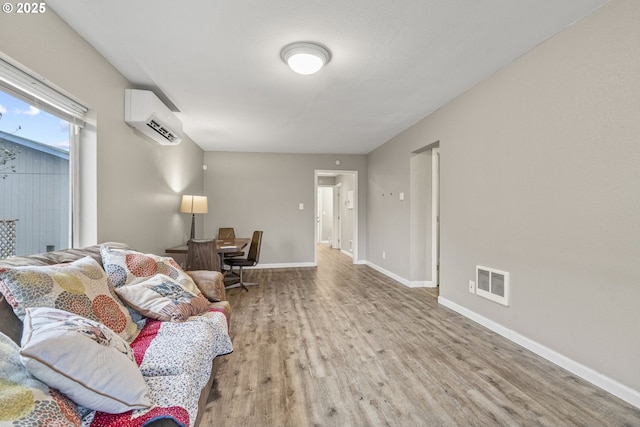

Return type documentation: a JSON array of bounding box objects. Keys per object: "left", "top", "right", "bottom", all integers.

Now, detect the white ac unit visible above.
[{"left": 124, "top": 89, "right": 183, "bottom": 145}]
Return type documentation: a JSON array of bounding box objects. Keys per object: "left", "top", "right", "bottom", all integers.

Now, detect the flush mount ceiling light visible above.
[{"left": 281, "top": 42, "right": 331, "bottom": 75}]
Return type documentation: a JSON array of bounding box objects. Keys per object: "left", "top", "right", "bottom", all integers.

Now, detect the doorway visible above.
[
  {"left": 431, "top": 147, "right": 440, "bottom": 286},
  {"left": 314, "top": 170, "right": 358, "bottom": 265},
  {"left": 409, "top": 143, "right": 439, "bottom": 287}
]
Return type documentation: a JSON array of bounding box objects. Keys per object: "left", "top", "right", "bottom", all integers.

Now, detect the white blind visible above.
[{"left": 0, "top": 56, "right": 88, "bottom": 127}]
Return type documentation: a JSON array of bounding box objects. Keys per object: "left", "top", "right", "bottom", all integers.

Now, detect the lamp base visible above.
[{"left": 190, "top": 214, "right": 195, "bottom": 240}]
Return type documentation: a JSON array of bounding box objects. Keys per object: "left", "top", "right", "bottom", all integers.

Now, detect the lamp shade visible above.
[{"left": 180, "top": 195, "right": 208, "bottom": 214}]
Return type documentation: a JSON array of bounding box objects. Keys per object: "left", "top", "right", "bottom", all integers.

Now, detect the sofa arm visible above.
[{"left": 186, "top": 270, "right": 226, "bottom": 302}]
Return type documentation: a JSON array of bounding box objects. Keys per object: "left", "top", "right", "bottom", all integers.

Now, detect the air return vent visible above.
[{"left": 476, "top": 265, "right": 510, "bottom": 306}]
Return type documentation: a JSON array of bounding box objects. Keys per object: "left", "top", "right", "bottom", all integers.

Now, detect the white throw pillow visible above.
[{"left": 20, "top": 307, "right": 152, "bottom": 414}]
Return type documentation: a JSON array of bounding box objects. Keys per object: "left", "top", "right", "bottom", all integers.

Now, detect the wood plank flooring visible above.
[{"left": 201, "top": 244, "right": 640, "bottom": 427}]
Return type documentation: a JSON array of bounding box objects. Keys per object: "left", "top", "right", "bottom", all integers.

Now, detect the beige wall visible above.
[
  {"left": 202, "top": 151, "right": 367, "bottom": 266},
  {"left": 368, "top": 0, "right": 640, "bottom": 397},
  {"left": 0, "top": 6, "right": 205, "bottom": 255}
]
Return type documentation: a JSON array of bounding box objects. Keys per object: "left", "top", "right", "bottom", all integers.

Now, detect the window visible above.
[{"left": 0, "top": 55, "right": 87, "bottom": 256}]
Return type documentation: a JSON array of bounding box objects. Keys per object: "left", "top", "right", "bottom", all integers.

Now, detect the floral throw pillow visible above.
[
  {"left": 114, "top": 274, "right": 211, "bottom": 322},
  {"left": 0, "top": 330, "right": 81, "bottom": 426},
  {"left": 0, "top": 256, "right": 138, "bottom": 342},
  {"left": 101, "top": 246, "right": 202, "bottom": 296}
]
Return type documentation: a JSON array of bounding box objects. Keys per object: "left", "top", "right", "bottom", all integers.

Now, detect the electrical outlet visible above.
[
  {"left": 469, "top": 280, "right": 475, "bottom": 293},
  {"left": 382, "top": 251, "right": 386, "bottom": 260}
]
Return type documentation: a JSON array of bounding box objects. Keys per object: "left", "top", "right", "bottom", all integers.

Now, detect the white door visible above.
[
  {"left": 316, "top": 188, "right": 322, "bottom": 243},
  {"left": 333, "top": 183, "right": 342, "bottom": 249},
  {"left": 317, "top": 187, "right": 333, "bottom": 243}
]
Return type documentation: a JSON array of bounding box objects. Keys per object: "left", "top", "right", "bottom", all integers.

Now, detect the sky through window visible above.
[{"left": 0, "top": 90, "right": 70, "bottom": 151}]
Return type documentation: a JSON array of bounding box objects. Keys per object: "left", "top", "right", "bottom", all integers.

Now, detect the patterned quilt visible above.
[{"left": 79, "top": 309, "right": 233, "bottom": 427}]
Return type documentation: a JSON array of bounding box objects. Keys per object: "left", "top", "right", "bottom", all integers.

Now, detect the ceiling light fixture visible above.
[{"left": 281, "top": 42, "right": 331, "bottom": 75}]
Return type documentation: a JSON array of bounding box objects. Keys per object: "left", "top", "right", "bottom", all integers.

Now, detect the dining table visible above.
[{"left": 165, "top": 238, "right": 250, "bottom": 270}]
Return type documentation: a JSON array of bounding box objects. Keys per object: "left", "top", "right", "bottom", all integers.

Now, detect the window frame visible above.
[{"left": 0, "top": 53, "right": 90, "bottom": 253}]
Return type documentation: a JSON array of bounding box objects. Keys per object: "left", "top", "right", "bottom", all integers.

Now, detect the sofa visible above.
[{"left": 0, "top": 242, "right": 233, "bottom": 427}]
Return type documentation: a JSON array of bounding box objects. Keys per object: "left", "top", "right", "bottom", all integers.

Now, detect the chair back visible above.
[
  {"left": 186, "top": 239, "right": 220, "bottom": 271},
  {"left": 218, "top": 227, "right": 236, "bottom": 240},
  {"left": 247, "top": 231, "right": 263, "bottom": 264}
]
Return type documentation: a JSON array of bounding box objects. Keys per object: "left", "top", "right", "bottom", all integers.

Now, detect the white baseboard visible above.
[
  {"left": 364, "top": 261, "right": 410, "bottom": 286},
  {"left": 410, "top": 280, "right": 436, "bottom": 288},
  {"left": 247, "top": 262, "right": 316, "bottom": 269},
  {"left": 438, "top": 296, "right": 640, "bottom": 409},
  {"left": 364, "top": 262, "right": 437, "bottom": 288},
  {"left": 340, "top": 249, "right": 354, "bottom": 257}
]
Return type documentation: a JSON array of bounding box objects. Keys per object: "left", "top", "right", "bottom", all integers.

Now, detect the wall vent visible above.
[{"left": 475, "top": 265, "right": 510, "bottom": 306}]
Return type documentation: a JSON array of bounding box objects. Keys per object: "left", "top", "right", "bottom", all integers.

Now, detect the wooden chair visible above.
[
  {"left": 218, "top": 227, "right": 235, "bottom": 240},
  {"left": 224, "top": 230, "right": 263, "bottom": 292},
  {"left": 218, "top": 227, "right": 244, "bottom": 276},
  {"left": 186, "top": 239, "right": 220, "bottom": 272}
]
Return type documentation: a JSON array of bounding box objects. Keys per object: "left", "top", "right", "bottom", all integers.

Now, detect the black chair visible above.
[
  {"left": 218, "top": 227, "right": 245, "bottom": 277},
  {"left": 186, "top": 239, "right": 220, "bottom": 272},
  {"left": 224, "top": 231, "right": 263, "bottom": 292}
]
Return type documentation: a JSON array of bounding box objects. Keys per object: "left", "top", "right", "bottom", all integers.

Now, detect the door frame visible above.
[
  {"left": 431, "top": 147, "right": 440, "bottom": 286},
  {"left": 314, "top": 170, "right": 358, "bottom": 265}
]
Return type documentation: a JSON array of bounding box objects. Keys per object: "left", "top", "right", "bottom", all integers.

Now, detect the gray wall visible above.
[
  {"left": 0, "top": 8, "right": 205, "bottom": 256},
  {"left": 202, "top": 152, "right": 367, "bottom": 266},
  {"left": 367, "top": 137, "right": 412, "bottom": 276},
  {"left": 368, "top": 0, "right": 640, "bottom": 394}
]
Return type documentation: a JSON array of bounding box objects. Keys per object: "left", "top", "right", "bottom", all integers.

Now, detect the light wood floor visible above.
[{"left": 201, "top": 244, "right": 640, "bottom": 427}]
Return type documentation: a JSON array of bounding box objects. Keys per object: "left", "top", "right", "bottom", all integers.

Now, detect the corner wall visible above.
[
  {"left": 367, "top": 0, "right": 640, "bottom": 400},
  {"left": 202, "top": 151, "right": 367, "bottom": 266},
  {"left": 0, "top": 7, "right": 204, "bottom": 255}
]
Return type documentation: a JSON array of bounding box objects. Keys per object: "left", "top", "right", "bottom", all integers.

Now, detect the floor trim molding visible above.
[
  {"left": 364, "top": 262, "right": 411, "bottom": 287},
  {"left": 250, "top": 262, "right": 317, "bottom": 269},
  {"left": 365, "top": 262, "right": 437, "bottom": 288},
  {"left": 438, "top": 296, "right": 640, "bottom": 409},
  {"left": 340, "top": 249, "right": 354, "bottom": 258}
]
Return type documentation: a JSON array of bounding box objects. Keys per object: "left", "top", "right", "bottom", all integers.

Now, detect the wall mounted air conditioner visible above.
[{"left": 124, "top": 89, "right": 182, "bottom": 145}]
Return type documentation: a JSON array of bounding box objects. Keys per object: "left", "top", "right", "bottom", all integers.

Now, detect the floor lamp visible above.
[{"left": 180, "top": 195, "right": 208, "bottom": 239}]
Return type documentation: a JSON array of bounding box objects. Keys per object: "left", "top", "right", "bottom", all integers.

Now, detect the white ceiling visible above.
[{"left": 47, "top": 0, "right": 608, "bottom": 154}]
